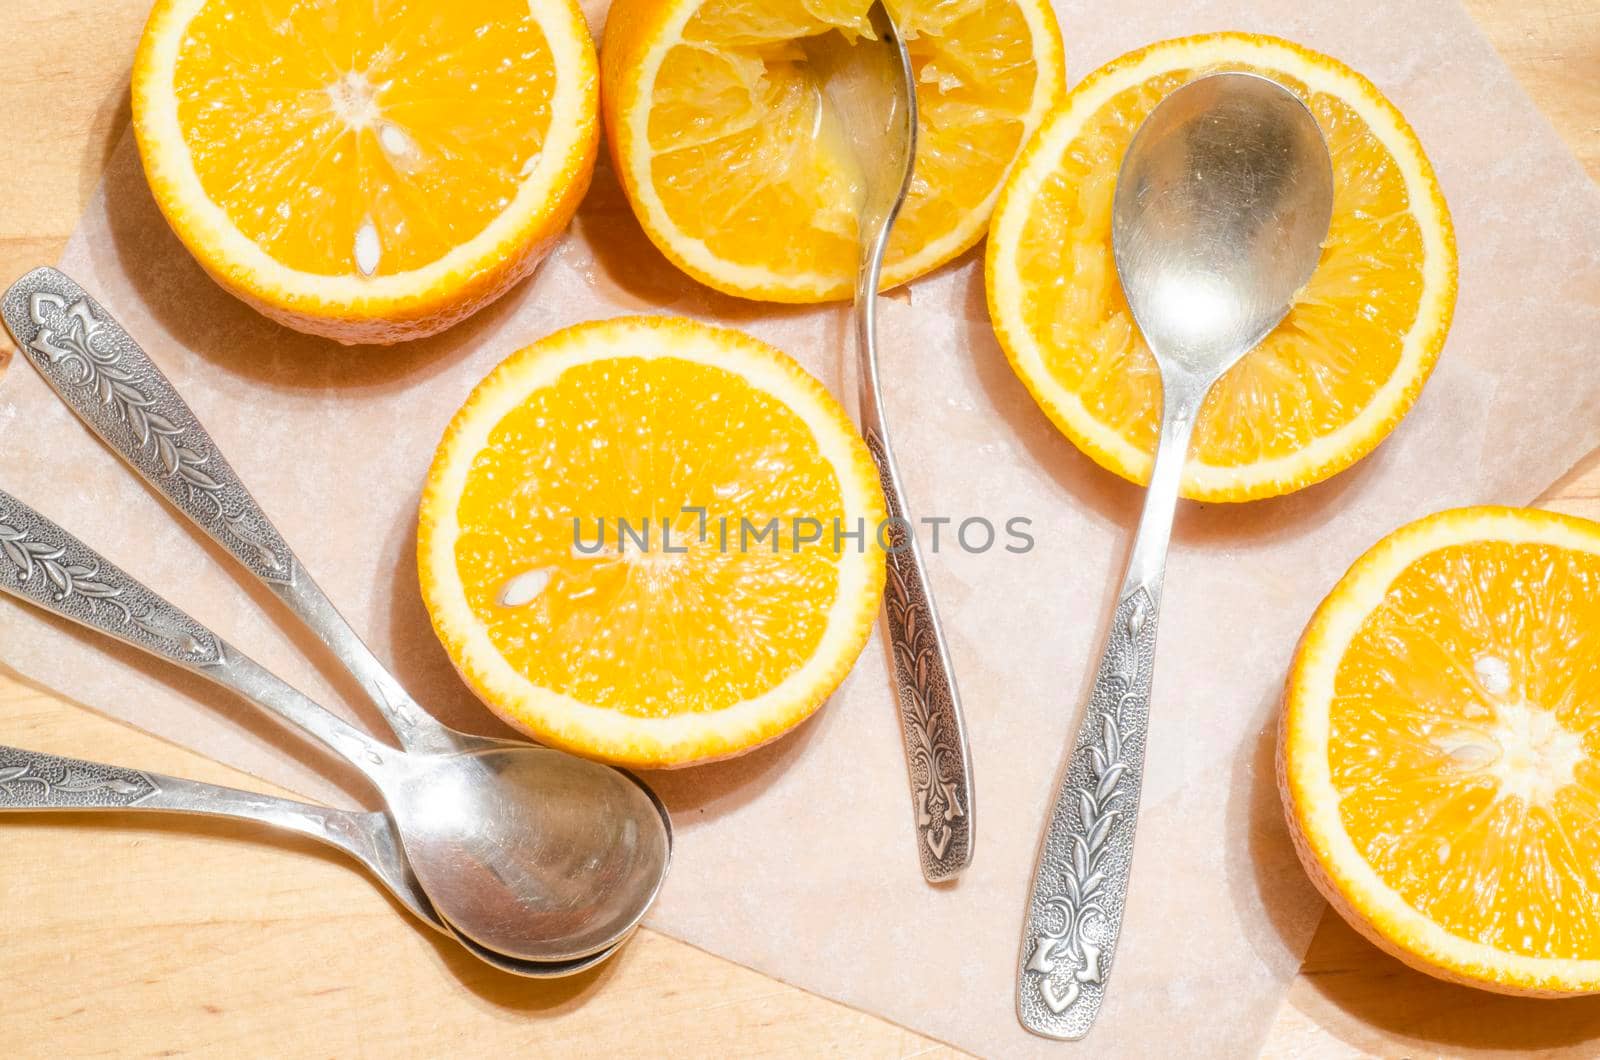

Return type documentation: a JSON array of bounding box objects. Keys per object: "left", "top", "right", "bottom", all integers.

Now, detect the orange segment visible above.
[
  {"left": 133, "top": 0, "right": 599, "bottom": 342},
  {"left": 601, "top": 0, "right": 1065, "bottom": 302},
  {"left": 986, "top": 33, "right": 1457, "bottom": 500},
  {"left": 1283, "top": 507, "right": 1600, "bottom": 994},
  {"left": 419, "top": 317, "right": 887, "bottom": 766}
]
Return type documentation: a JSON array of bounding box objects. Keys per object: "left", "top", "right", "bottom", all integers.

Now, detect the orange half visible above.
[
  {"left": 418, "top": 316, "right": 886, "bottom": 766},
  {"left": 1284, "top": 507, "right": 1600, "bottom": 994},
  {"left": 601, "top": 0, "right": 1065, "bottom": 302},
  {"left": 987, "top": 33, "right": 1457, "bottom": 501},
  {"left": 133, "top": 0, "right": 599, "bottom": 343}
]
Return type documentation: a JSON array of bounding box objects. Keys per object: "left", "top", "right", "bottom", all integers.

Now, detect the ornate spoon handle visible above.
[
  {"left": 0, "top": 488, "right": 394, "bottom": 774},
  {"left": 855, "top": 249, "right": 974, "bottom": 879},
  {"left": 813, "top": 2, "right": 972, "bottom": 882},
  {"left": 1015, "top": 403, "right": 1197, "bottom": 1038},
  {"left": 0, "top": 268, "right": 445, "bottom": 752},
  {"left": 0, "top": 742, "right": 436, "bottom": 929},
  {"left": 862, "top": 428, "right": 976, "bottom": 881},
  {"left": 0, "top": 744, "right": 164, "bottom": 811}
]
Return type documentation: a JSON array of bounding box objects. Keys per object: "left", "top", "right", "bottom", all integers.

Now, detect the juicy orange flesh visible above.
[
  {"left": 173, "top": 0, "right": 556, "bottom": 277},
  {"left": 1015, "top": 63, "right": 1425, "bottom": 469},
  {"left": 1329, "top": 541, "right": 1600, "bottom": 959},
  {"left": 647, "top": 0, "right": 1039, "bottom": 285},
  {"left": 452, "top": 356, "right": 846, "bottom": 718}
]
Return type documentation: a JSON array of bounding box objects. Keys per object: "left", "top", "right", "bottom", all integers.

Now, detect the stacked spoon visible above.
[{"left": 0, "top": 267, "right": 673, "bottom": 976}]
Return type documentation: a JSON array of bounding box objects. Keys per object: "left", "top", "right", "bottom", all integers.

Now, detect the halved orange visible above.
[
  {"left": 132, "top": 0, "right": 599, "bottom": 344},
  {"left": 987, "top": 33, "right": 1457, "bottom": 501},
  {"left": 1283, "top": 507, "right": 1600, "bottom": 995},
  {"left": 601, "top": 0, "right": 1065, "bottom": 302},
  {"left": 418, "top": 316, "right": 886, "bottom": 767}
]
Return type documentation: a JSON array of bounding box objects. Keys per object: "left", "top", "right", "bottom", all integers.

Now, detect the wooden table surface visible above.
[{"left": 2, "top": 1, "right": 1598, "bottom": 1055}]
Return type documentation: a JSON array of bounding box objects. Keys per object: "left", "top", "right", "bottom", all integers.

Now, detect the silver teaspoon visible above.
[
  {"left": 0, "top": 487, "right": 654, "bottom": 974},
  {"left": 1016, "top": 72, "right": 1333, "bottom": 1038},
  {"left": 0, "top": 268, "right": 672, "bottom": 966},
  {"left": 804, "top": 1, "right": 976, "bottom": 882},
  {"left": 0, "top": 742, "right": 624, "bottom": 977}
]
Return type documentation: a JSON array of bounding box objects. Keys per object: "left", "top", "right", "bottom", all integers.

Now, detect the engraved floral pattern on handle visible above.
[
  {"left": 0, "top": 490, "right": 224, "bottom": 667},
  {"left": 864, "top": 427, "right": 973, "bottom": 880},
  {"left": 1017, "top": 584, "right": 1157, "bottom": 1038},
  {"left": 0, "top": 746, "right": 158, "bottom": 809},
  {"left": 0, "top": 268, "right": 293, "bottom": 584}
]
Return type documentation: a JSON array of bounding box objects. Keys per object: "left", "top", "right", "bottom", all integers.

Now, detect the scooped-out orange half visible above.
[
  {"left": 987, "top": 33, "right": 1457, "bottom": 501},
  {"left": 601, "top": 0, "right": 1066, "bottom": 302}
]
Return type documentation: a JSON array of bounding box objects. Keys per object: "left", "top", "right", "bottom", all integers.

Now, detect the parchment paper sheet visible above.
[{"left": 4, "top": 0, "right": 1600, "bottom": 1054}]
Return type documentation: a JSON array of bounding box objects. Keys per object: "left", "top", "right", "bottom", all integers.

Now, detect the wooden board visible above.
[{"left": 1, "top": 1, "right": 1597, "bottom": 1054}]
